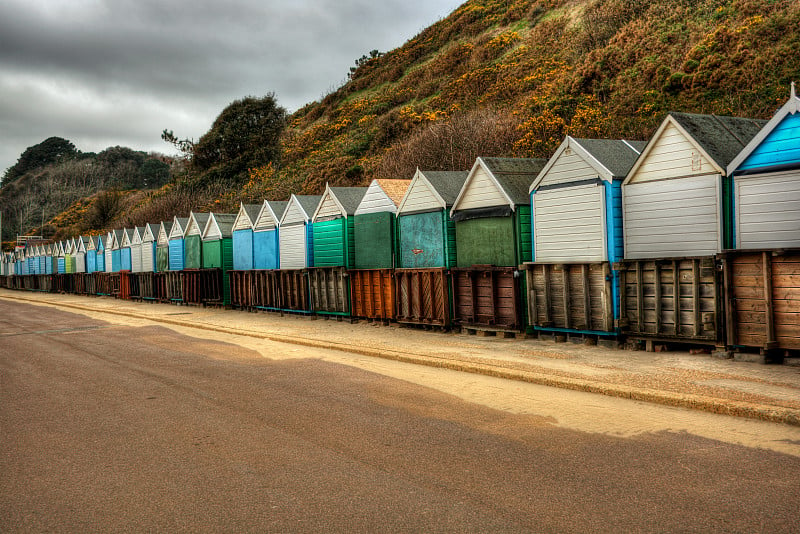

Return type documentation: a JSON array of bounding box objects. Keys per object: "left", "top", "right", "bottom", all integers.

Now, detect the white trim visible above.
[
  {"left": 727, "top": 93, "right": 800, "bottom": 174},
  {"left": 623, "top": 115, "right": 726, "bottom": 186},
  {"left": 451, "top": 157, "right": 515, "bottom": 216},
  {"left": 396, "top": 168, "right": 447, "bottom": 214},
  {"left": 529, "top": 136, "right": 615, "bottom": 192},
  {"left": 311, "top": 183, "right": 347, "bottom": 222},
  {"left": 279, "top": 194, "right": 312, "bottom": 226}
]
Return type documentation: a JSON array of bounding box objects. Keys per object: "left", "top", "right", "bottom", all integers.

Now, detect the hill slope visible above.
[{"left": 17, "top": 0, "right": 800, "bottom": 238}]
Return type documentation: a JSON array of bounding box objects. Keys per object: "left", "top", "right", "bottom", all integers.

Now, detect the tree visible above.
[
  {"left": 166, "top": 93, "right": 287, "bottom": 186},
  {"left": 2, "top": 137, "right": 78, "bottom": 186},
  {"left": 137, "top": 158, "right": 170, "bottom": 188}
]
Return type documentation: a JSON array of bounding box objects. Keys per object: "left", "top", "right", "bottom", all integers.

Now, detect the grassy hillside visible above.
[
  {"left": 236, "top": 0, "right": 798, "bottom": 204},
  {"left": 21, "top": 0, "right": 800, "bottom": 238}
]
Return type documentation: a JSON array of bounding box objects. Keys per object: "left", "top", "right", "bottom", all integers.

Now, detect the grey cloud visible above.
[{"left": 0, "top": 0, "right": 463, "bottom": 175}]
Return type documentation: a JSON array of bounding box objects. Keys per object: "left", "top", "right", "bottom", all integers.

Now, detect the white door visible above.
[{"left": 534, "top": 183, "right": 606, "bottom": 262}]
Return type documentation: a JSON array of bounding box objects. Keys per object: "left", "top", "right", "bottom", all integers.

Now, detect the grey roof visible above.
[
  {"left": 265, "top": 200, "right": 289, "bottom": 220},
  {"left": 190, "top": 212, "right": 211, "bottom": 232},
  {"left": 243, "top": 204, "right": 262, "bottom": 224},
  {"left": 573, "top": 138, "right": 646, "bottom": 179},
  {"left": 670, "top": 112, "right": 766, "bottom": 169},
  {"left": 161, "top": 221, "right": 173, "bottom": 236},
  {"left": 209, "top": 213, "right": 237, "bottom": 238},
  {"left": 481, "top": 157, "right": 548, "bottom": 204},
  {"left": 295, "top": 195, "right": 323, "bottom": 216},
  {"left": 329, "top": 187, "right": 369, "bottom": 215},
  {"left": 173, "top": 217, "right": 189, "bottom": 232},
  {"left": 420, "top": 171, "right": 470, "bottom": 206}
]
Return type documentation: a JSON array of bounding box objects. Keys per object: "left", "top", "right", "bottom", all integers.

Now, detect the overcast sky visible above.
[{"left": 0, "top": 0, "right": 464, "bottom": 175}]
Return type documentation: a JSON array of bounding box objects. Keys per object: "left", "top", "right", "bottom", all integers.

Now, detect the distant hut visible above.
[
  {"left": 184, "top": 211, "right": 210, "bottom": 270},
  {"left": 231, "top": 203, "right": 262, "bottom": 271},
  {"left": 253, "top": 201, "right": 289, "bottom": 270},
  {"left": 168, "top": 217, "right": 189, "bottom": 271},
  {"left": 141, "top": 223, "right": 159, "bottom": 273},
  {"left": 278, "top": 194, "right": 322, "bottom": 270},
  {"left": 353, "top": 179, "right": 410, "bottom": 270},
  {"left": 156, "top": 221, "right": 172, "bottom": 273}
]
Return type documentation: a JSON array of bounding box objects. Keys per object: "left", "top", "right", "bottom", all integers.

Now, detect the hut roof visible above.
[
  {"left": 329, "top": 186, "right": 369, "bottom": 215},
  {"left": 186, "top": 212, "right": 211, "bottom": 236},
  {"left": 374, "top": 179, "right": 411, "bottom": 207},
  {"left": 203, "top": 213, "right": 237, "bottom": 239},
  {"left": 573, "top": 138, "right": 647, "bottom": 178},
  {"left": 421, "top": 171, "right": 470, "bottom": 206},
  {"left": 669, "top": 112, "right": 766, "bottom": 169}
]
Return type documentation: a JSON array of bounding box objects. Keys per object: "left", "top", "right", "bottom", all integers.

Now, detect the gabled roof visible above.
[
  {"left": 312, "top": 184, "right": 369, "bottom": 221},
  {"left": 121, "top": 228, "right": 134, "bottom": 247},
  {"left": 170, "top": 217, "right": 189, "bottom": 239},
  {"left": 132, "top": 227, "right": 145, "bottom": 245},
  {"left": 76, "top": 237, "right": 88, "bottom": 253},
  {"left": 280, "top": 194, "right": 323, "bottom": 225},
  {"left": 233, "top": 203, "right": 261, "bottom": 231},
  {"left": 158, "top": 221, "right": 173, "bottom": 245},
  {"left": 143, "top": 223, "right": 160, "bottom": 242},
  {"left": 728, "top": 83, "right": 800, "bottom": 175},
  {"left": 112, "top": 230, "right": 124, "bottom": 249},
  {"left": 186, "top": 211, "right": 211, "bottom": 237},
  {"left": 418, "top": 170, "right": 472, "bottom": 208},
  {"left": 530, "top": 137, "right": 645, "bottom": 191},
  {"left": 374, "top": 179, "right": 411, "bottom": 206},
  {"left": 254, "top": 200, "right": 289, "bottom": 230},
  {"left": 453, "top": 157, "right": 546, "bottom": 213},
  {"left": 624, "top": 112, "right": 766, "bottom": 184},
  {"left": 202, "top": 213, "right": 237, "bottom": 240}
]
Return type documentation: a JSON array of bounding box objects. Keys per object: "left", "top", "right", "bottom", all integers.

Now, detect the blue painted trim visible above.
[{"left": 533, "top": 326, "right": 619, "bottom": 337}]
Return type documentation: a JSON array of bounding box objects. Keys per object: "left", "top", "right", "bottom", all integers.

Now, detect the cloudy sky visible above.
[{"left": 0, "top": 0, "right": 464, "bottom": 175}]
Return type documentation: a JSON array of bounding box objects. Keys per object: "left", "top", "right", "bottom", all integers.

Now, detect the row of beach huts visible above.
[{"left": 3, "top": 88, "right": 800, "bottom": 360}]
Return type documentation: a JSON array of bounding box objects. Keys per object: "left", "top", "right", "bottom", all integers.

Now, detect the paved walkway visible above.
[{"left": 2, "top": 289, "right": 799, "bottom": 426}]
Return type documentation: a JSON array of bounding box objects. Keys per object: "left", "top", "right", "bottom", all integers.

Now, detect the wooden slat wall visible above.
[
  {"left": 723, "top": 250, "right": 800, "bottom": 350},
  {"left": 523, "top": 262, "right": 614, "bottom": 333},
  {"left": 279, "top": 270, "right": 310, "bottom": 312},
  {"left": 395, "top": 268, "right": 451, "bottom": 326},
  {"left": 308, "top": 267, "right": 350, "bottom": 315},
  {"left": 617, "top": 257, "right": 720, "bottom": 342},
  {"left": 451, "top": 266, "right": 522, "bottom": 331},
  {"left": 350, "top": 269, "right": 395, "bottom": 320}
]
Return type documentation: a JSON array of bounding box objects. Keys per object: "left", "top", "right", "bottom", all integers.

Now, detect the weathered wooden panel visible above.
[
  {"left": 308, "top": 267, "right": 350, "bottom": 315},
  {"left": 395, "top": 268, "right": 451, "bottom": 326},
  {"left": 184, "top": 235, "right": 203, "bottom": 269},
  {"left": 353, "top": 212, "right": 395, "bottom": 269},
  {"left": 350, "top": 269, "right": 395, "bottom": 320},
  {"left": 616, "top": 257, "right": 721, "bottom": 343},
  {"left": 119, "top": 271, "right": 140, "bottom": 300},
  {"left": 455, "top": 217, "right": 516, "bottom": 267},
  {"left": 398, "top": 211, "right": 450, "bottom": 269},
  {"left": 94, "top": 272, "right": 120, "bottom": 297},
  {"left": 156, "top": 246, "right": 170, "bottom": 273},
  {"left": 137, "top": 272, "right": 161, "bottom": 300},
  {"left": 230, "top": 270, "right": 281, "bottom": 310},
  {"left": 164, "top": 271, "right": 184, "bottom": 302},
  {"left": 182, "top": 269, "right": 223, "bottom": 305},
  {"left": 278, "top": 270, "right": 310, "bottom": 312},
  {"left": 451, "top": 266, "right": 522, "bottom": 331},
  {"left": 522, "top": 262, "right": 615, "bottom": 333},
  {"left": 168, "top": 239, "right": 184, "bottom": 271},
  {"left": 722, "top": 249, "right": 800, "bottom": 351}
]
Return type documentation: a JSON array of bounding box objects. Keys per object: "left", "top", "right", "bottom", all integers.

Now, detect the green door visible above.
[
  {"left": 354, "top": 212, "right": 395, "bottom": 269},
  {"left": 156, "top": 246, "right": 169, "bottom": 272},
  {"left": 455, "top": 216, "right": 516, "bottom": 267},
  {"left": 184, "top": 235, "right": 202, "bottom": 269}
]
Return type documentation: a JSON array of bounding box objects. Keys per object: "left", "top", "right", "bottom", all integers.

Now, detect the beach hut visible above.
[
  {"left": 35, "top": 245, "right": 45, "bottom": 275},
  {"left": 141, "top": 224, "right": 159, "bottom": 273},
  {"left": 130, "top": 227, "right": 144, "bottom": 273},
  {"left": 396, "top": 169, "right": 469, "bottom": 269},
  {"left": 168, "top": 217, "right": 189, "bottom": 271},
  {"left": 254, "top": 200, "right": 289, "bottom": 270},
  {"left": 353, "top": 179, "right": 410, "bottom": 269},
  {"left": 86, "top": 236, "right": 97, "bottom": 273},
  {"left": 618, "top": 112, "right": 764, "bottom": 347},
  {"left": 95, "top": 236, "right": 106, "bottom": 273},
  {"left": 309, "top": 185, "right": 368, "bottom": 316},
  {"left": 622, "top": 112, "right": 765, "bottom": 259},
  {"left": 349, "top": 179, "right": 410, "bottom": 320},
  {"left": 184, "top": 212, "right": 210, "bottom": 270},
  {"left": 522, "top": 137, "right": 645, "bottom": 336},
  {"left": 394, "top": 170, "right": 470, "bottom": 327},
  {"left": 279, "top": 194, "right": 322, "bottom": 270},
  {"left": 726, "top": 85, "right": 800, "bottom": 250},
  {"left": 231, "top": 203, "right": 262, "bottom": 271},
  {"left": 111, "top": 230, "right": 124, "bottom": 272},
  {"left": 199, "top": 212, "right": 236, "bottom": 305},
  {"left": 120, "top": 229, "right": 133, "bottom": 271},
  {"left": 56, "top": 241, "right": 66, "bottom": 274},
  {"left": 156, "top": 222, "right": 172, "bottom": 273},
  {"left": 104, "top": 231, "right": 113, "bottom": 273},
  {"left": 74, "top": 237, "right": 88, "bottom": 273},
  {"left": 63, "top": 239, "right": 74, "bottom": 274},
  {"left": 310, "top": 185, "right": 368, "bottom": 269},
  {"left": 44, "top": 244, "right": 54, "bottom": 275},
  {"left": 449, "top": 157, "right": 547, "bottom": 332}
]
